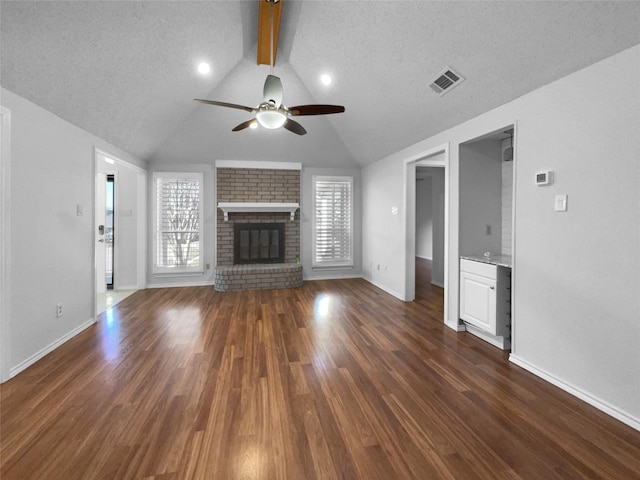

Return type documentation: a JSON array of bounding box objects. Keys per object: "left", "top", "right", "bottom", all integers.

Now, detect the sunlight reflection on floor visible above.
[
  {"left": 97, "top": 290, "right": 136, "bottom": 315},
  {"left": 100, "top": 307, "right": 122, "bottom": 363}
]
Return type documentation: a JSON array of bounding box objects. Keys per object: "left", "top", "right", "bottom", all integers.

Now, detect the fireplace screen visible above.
[{"left": 234, "top": 223, "right": 285, "bottom": 264}]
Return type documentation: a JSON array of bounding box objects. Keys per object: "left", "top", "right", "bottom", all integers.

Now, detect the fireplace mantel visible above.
[{"left": 218, "top": 202, "right": 299, "bottom": 222}]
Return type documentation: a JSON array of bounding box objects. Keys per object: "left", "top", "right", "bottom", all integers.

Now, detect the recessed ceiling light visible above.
[
  {"left": 197, "top": 62, "right": 211, "bottom": 75},
  {"left": 320, "top": 74, "right": 332, "bottom": 86}
]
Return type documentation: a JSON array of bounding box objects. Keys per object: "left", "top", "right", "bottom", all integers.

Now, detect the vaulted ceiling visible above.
[{"left": 2, "top": 1, "right": 639, "bottom": 167}]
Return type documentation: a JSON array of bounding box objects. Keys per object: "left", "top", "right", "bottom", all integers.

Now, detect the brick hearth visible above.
[{"left": 214, "top": 263, "right": 302, "bottom": 292}]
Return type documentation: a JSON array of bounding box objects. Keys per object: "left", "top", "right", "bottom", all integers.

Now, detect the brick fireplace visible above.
[{"left": 215, "top": 167, "right": 303, "bottom": 292}]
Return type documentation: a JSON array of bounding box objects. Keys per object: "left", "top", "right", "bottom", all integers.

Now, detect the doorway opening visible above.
[
  {"left": 415, "top": 166, "right": 445, "bottom": 308},
  {"left": 403, "top": 143, "right": 452, "bottom": 328},
  {"left": 458, "top": 124, "right": 516, "bottom": 351},
  {"left": 94, "top": 148, "right": 147, "bottom": 317},
  {"left": 106, "top": 174, "right": 114, "bottom": 289}
]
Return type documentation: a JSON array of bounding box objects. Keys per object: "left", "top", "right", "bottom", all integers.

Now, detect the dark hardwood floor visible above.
[{"left": 2, "top": 259, "right": 639, "bottom": 479}]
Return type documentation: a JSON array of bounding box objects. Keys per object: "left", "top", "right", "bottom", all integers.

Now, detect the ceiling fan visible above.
[{"left": 193, "top": 0, "right": 345, "bottom": 135}]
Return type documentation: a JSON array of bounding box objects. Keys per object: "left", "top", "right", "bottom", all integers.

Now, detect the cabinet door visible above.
[{"left": 460, "top": 271, "right": 497, "bottom": 333}]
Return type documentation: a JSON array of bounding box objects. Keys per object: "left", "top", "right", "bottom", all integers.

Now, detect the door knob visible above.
[
  {"left": 98, "top": 239, "right": 105, "bottom": 243},
  {"left": 489, "top": 286, "right": 495, "bottom": 290}
]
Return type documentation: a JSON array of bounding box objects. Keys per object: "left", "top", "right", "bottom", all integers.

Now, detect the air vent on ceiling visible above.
[{"left": 429, "top": 67, "right": 465, "bottom": 96}]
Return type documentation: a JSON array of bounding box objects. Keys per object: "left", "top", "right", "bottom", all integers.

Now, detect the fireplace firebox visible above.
[{"left": 234, "top": 223, "right": 285, "bottom": 264}]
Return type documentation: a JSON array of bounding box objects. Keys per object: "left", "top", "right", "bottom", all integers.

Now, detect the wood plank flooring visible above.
[{"left": 2, "top": 259, "right": 640, "bottom": 479}]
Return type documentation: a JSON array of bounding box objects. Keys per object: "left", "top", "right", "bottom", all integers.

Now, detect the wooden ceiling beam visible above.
[{"left": 257, "top": 0, "right": 282, "bottom": 66}]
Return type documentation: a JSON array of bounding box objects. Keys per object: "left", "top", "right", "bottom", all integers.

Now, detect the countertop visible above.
[{"left": 460, "top": 254, "right": 512, "bottom": 268}]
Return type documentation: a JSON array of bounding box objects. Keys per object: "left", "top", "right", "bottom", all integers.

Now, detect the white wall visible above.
[
  {"left": 459, "top": 139, "right": 502, "bottom": 256},
  {"left": 415, "top": 175, "right": 433, "bottom": 259},
  {"left": 0, "top": 87, "right": 145, "bottom": 376},
  {"left": 362, "top": 158, "right": 406, "bottom": 299},
  {"left": 301, "top": 167, "right": 362, "bottom": 280},
  {"left": 146, "top": 162, "right": 216, "bottom": 287},
  {"left": 361, "top": 44, "right": 640, "bottom": 429}
]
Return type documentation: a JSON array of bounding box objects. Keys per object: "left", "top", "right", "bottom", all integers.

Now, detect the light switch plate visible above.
[
  {"left": 555, "top": 194, "right": 568, "bottom": 212},
  {"left": 391, "top": 206, "right": 399, "bottom": 215}
]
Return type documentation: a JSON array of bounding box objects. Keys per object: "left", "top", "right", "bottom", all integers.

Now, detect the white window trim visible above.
[
  {"left": 312, "top": 175, "right": 354, "bottom": 269},
  {"left": 152, "top": 172, "right": 204, "bottom": 275}
]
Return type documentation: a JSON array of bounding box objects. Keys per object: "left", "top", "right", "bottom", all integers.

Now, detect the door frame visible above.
[
  {"left": 0, "top": 106, "right": 12, "bottom": 382},
  {"left": 402, "top": 142, "right": 454, "bottom": 329},
  {"left": 95, "top": 170, "right": 109, "bottom": 297},
  {"left": 457, "top": 122, "right": 518, "bottom": 350},
  {"left": 93, "top": 148, "right": 147, "bottom": 316}
]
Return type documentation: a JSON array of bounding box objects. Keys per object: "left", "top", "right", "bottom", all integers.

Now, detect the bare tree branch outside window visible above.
[{"left": 157, "top": 176, "right": 201, "bottom": 269}]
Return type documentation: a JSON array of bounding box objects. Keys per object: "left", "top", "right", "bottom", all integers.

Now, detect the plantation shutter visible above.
[
  {"left": 154, "top": 173, "right": 203, "bottom": 273},
  {"left": 313, "top": 176, "right": 353, "bottom": 267}
]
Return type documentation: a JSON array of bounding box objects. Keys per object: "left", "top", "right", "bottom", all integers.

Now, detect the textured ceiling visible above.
[{"left": 2, "top": 1, "right": 639, "bottom": 167}]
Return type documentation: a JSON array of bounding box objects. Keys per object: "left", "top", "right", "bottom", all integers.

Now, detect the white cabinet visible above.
[{"left": 460, "top": 259, "right": 511, "bottom": 338}]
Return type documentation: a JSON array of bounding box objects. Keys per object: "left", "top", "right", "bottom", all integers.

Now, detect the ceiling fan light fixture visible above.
[{"left": 256, "top": 109, "right": 286, "bottom": 129}]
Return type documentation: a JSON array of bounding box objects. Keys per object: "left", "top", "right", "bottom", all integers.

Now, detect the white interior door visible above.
[{"left": 95, "top": 172, "right": 107, "bottom": 295}]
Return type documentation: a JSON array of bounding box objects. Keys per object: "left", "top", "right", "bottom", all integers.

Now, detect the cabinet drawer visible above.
[{"left": 460, "top": 258, "right": 496, "bottom": 279}]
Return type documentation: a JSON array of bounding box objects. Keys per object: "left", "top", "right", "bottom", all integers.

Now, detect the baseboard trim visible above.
[
  {"left": 445, "top": 320, "right": 466, "bottom": 332},
  {"left": 303, "top": 273, "right": 363, "bottom": 281},
  {"left": 415, "top": 255, "right": 432, "bottom": 260},
  {"left": 431, "top": 279, "right": 444, "bottom": 288},
  {"left": 362, "top": 277, "right": 405, "bottom": 301},
  {"left": 465, "top": 323, "right": 510, "bottom": 350},
  {"left": 146, "top": 281, "right": 216, "bottom": 289},
  {"left": 10, "top": 318, "right": 96, "bottom": 379},
  {"left": 114, "top": 284, "right": 137, "bottom": 291},
  {"left": 509, "top": 354, "right": 640, "bottom": 432}
]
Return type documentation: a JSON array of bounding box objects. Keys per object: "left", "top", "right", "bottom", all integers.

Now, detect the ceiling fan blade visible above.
[
  {"left": 283, "top": 118, "right": 307, "bottom": 136},
  {"left": 232, "top": 119, "right": 257, "bottom": 132},
  {"left": 289, "top": 104, "right": 345, "bottom": 116},
  {"left": 263, "top": 75, "right": 283, "bottom": 108},
  {"left": 194, "top": 99, "right": 255, "bottom": 113}
]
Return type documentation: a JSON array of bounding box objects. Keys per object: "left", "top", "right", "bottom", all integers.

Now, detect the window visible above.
[
  {"left": 313, "top": 176, "right": 353, "bottom": 267},
  {"left": 153, "top": 172, "right": 203, "bottom": 274}
]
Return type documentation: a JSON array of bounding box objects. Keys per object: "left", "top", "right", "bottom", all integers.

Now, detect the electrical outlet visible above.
[
  {"left": 206, "top": 263, "right": 211, "bottom": 270},
  {"left": 486, "top": 224, "right": 492, "bottom": 235},
  {"left": 377, "top": 264, "right": 381, "bottom": 271},
  {"left": 56, "top": 303, "right": 63, "bottom": 318}
]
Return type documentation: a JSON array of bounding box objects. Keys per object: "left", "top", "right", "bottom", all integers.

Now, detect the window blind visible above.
[
  {"left": 154, "top": 173, "right": 203, "bottom": 273},
  {"left": 313, "top": 176, "right": 353, "bottom": 267}
]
